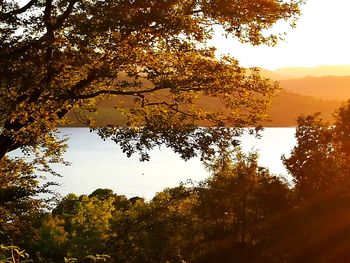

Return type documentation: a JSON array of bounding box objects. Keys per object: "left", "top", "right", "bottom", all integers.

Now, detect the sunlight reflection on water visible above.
[{"left": 38, "top": 127, "right": 296, "bottom": 199}]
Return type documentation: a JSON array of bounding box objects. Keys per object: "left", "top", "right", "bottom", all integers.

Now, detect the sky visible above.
[{"left": 212, "top": 0, "right": 350, "bottom": 70}]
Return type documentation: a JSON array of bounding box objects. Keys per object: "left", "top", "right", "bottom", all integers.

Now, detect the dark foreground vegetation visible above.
[
  {"left": 2, "top": 102, "right": 350, "bottom": 263},
  {"left": 2, "top": 0, "right": 349, "bottom": 262}
]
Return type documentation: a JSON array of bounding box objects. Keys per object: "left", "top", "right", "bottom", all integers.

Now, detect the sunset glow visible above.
[{"left": 213, "top": 0, "right": 350, "bottom": 70}]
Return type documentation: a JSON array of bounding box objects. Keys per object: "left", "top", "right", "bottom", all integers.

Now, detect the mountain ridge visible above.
[
  {"left": 66, "top": 89, "right": 341, "bottom": 127},
  {"left": 66, "top": 66, "right": 350, "bottom": 127},
  {"left": 279, "top": 75, "right": 350, "bottom": 101},
  {"left": 260, "top": 65, "right": 350, "bottom": 80}
]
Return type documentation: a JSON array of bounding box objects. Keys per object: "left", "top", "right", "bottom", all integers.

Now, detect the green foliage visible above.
[
  {"left": 269, "top": 100, "right": 350, "bottom": 263},
  {"left": 84, "top": 254, "right": 111, "bottom": 262},
  {"left": 0, "top": 0, "right": 302, "bottom": 165},
  {"left": 15, "top": 149, "right": 293, "bottom": 263},
  {"left": 283, "top": 100, "right": 350, "bottom": 198},
  {"left": 0, "top": 3, "right": 303, "bottom": 258},
  {"left": 64, "top": 257, "right": 77, "bottom": 263},
  {"left": 191, "top": 150, "right": 291, "bottom": 262},
  {"left": 0, "top": 1, "right": 303, "bottom": 259},
  {"left": 4, "top": 100, "right": 350, "bottom": 263},
  {"left": 0, "top": 156, "right": 54, "bottom": 245},
  {"left": 0, "top": 244, "right": 32, "bottom": 263}
]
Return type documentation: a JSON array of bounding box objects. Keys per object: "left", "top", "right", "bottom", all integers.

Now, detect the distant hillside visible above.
[
  {"left": 256, "top": 65, "right": 350, "bottom": 80},
  {"left": 264, "top": 90, "right": 341, "bottom": 126},
  {"left": 258, "top": 68, "right": 290, "bottom": 80},
  {"left": 279, "top": 75, "right": 350, "bottom": 100},
  {"left": 274, "top": 65, "right": 350, "bottom": 79},
  {"left": 67, "top": 70, "right": 347, "bottom": 127},
  {"left": 66, "top": 89, "right": 341, "bottom": 127}
]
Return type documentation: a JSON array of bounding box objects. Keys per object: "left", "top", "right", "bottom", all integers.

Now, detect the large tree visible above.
[
  {"left": 0, "top": 0, "right": 302, "bottom": 164},
  {"left": 271, "top": 101, "right": 350, "bottom": 263}
]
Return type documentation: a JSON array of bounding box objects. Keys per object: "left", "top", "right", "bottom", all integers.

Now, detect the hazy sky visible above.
[{"left": 212, "top": 0, "right": 350, "bottom": 70}]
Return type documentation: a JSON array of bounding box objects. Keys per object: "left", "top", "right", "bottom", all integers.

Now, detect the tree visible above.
[
  {"left": 0, "top": 0, "right": 303, "bottom": 165},
  {"left": 283, "top": 113, "right": 338, "bottom": 197},
  {"left": 283, "top": 100, "right": 350, "bottom": 198},
  {"left": 0, "top": 132, "right": 65, "bottom": 246},
  {"left": 192, "top": 150, "right": 292, "bottom": 263},
  {"left": 104, "top": 186, "right": 194, "bottom": 263},
  {"left": 0, "top": 155, "right": 59, "bottom": 246},
  {"left": 17, "top": 157, "right": 295, "bottom": 263},
  {"left": 278, "top": 101, "right": 350, "bottom": 263},
  {"left": 34, "top": 192, "right": 120, "bottom": 262}
]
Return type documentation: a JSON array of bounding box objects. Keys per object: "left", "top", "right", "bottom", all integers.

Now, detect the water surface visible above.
[{"left": 46, "top": 128, "right": 296, "bottom": 199}]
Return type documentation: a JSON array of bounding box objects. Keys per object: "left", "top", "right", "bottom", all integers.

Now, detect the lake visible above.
[{"left": 41, "top": 127, "right": 297, "bottom": 199}]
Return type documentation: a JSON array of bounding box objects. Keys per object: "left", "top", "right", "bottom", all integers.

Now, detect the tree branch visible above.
[
  {"left": 72, "top": 85, "right": 169, "bottom": 100},
  {"left": 53, "top": 0, "right": 78, "bottom": 30},
  {"left": 144, "top": 101, "right": 195, "bottom": 118},
  {"left": 43, "top": 0, "right": 53, "bottom": 26},
  {"left": 0, "top": 0, "right": 37, "bottom": 19},
  {"left": 70, "top": 78, "right": 211, "bottom": 101}
]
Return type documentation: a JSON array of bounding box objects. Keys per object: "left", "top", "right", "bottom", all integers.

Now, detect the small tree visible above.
[
  {"left": 193, "top": 150, "right": 291, "bottom": 262},
  {"left": 278, "top": 101, "right": 350, "bottom": 263},
  {"left": 283, "top": 100, "right": 350, "bottom": 198}
]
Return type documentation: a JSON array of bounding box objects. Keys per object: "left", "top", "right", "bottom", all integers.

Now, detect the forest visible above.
[
  {"left": 2, "top": 0, "right": 350, "bottom": 262},
  {"left": 2, "top": 101, "right": 350, "bottom": 263}
]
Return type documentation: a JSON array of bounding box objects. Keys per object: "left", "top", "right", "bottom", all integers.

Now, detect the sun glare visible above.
[{"left": 213, "top": 0, "right": 350, "bottom": 70}]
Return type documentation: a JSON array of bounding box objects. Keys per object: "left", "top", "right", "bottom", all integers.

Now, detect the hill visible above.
[
  {"left": 279, "top": 75, "right": 350, "bottom": 100},
  {"left": 258, "top": 68, "right": 290, "bottom": 80},
  {"left": 264, "top": 90, "right": 341, "bottom": 126},
  {"left": 274, "top": 65, "right": 350, "bottom": 79},
  {"left": 66, "top": 89, "right": 341, "bottom": 127},
  {"left": 67, "top": 71, "right": 347, "bottom": 127}
]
